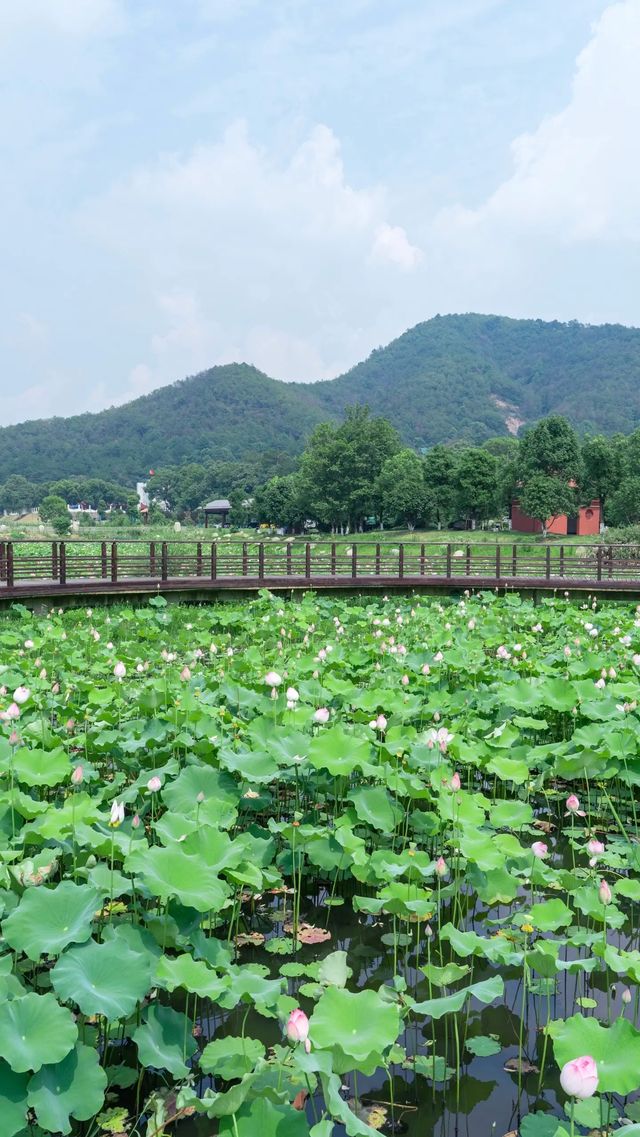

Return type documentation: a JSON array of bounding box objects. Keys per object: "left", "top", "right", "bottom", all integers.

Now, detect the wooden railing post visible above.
[
  {"left": 420, "top": 542, "right": 425, "bottom": 575},
  {"left": 398, "top": 544, "right": 404, "bottom": 579},
  {"left": 150, "top": 542, "right": 156, "bottom": 576},
  {"left": 331, "top": 542, "right": 336, "bottom": 575},
  {"left": 161, "top": 542, "right": 168, "bottom": 581},
  {"left": 258, "top": 543, "right": 265, "bottom": 580},
  {"left": 100, "top": 541, "right": 107, "bottom": 579},
  {"left": 210, "top": 543, "right": 217, "bottom": 580},
  {"left": 559, "top": 546, "right": 564, "bottom": 577},
  {"left": 446, "top": 544, "right": 452, "bottom": 578},
  {"left": 286, "top": 543, "right": 292, "bottom": 576},
  {"left": 59, "top": 542, "right": 66, "bottom": 585},
  {"left": 110, "top": 542, "right": 118, "bottom": 584},
  {"left": 352, "top": 544, "right": 358, "bottom": 579},
  {"left": 495, "top": 545, "right": 501, "bottom": 579},
  {"left": 242, "top": 542, "right": 248, "bottom": 576},
  {"left": 512, "top": 545, "right": 517, "bottom": 577},
  {"left": 52, "top": 541, "right": 59, "bottom": 580},
  {"left": 596, "top": 546, "right": 603, "bottom": 581},
  {"left": 305, "top": 543, "right": 311, "bottom": 578},
  {"left": 0, "top": 540, "right": 5, "bottom": 583},
  {"left": 545, "top": 547, "right": 551, "bottom": 580},
  {"left": 6, "top": 542, "right": 14, "bottom": 589},
  {"left": 196, "top": 542, "right": 203, "bottom": 576}
]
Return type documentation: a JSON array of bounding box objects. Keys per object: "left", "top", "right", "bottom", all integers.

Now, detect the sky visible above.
[{"left": 0, "top": 0, "right": 637, "bottom": 427}]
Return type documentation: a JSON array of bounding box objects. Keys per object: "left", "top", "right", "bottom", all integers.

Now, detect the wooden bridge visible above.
[{"left": 1, "top": 538, "right": 640, "bottom": 602}]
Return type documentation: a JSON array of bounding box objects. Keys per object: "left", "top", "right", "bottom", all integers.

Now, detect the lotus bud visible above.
[
  {"left": 114, "top": 661, "right": 126, "bottom": 679},
  {"left": 599, "top": 878, "right": 612, "bottom": 905},
  {"left": 559, "top": 1055, "right": 599, "bottom": 1099},
  {"left": 313, "top": 707, "right": 330, "bottom": 724},
  {"left": 531, "top": 841, "right": 548, "bottom": 859},
  {"left": 265, "top": 670, "right": 282, "bottom": 687},
  {"left": 132, "top": 813, "right": 141, "bottom": 829},
  {"left": 401, "top": 675, "right": 409, "bottom": 687},
  {"left": 435, "top": 856, "right": 448, "bottom": 878},
  {"left": 9, "top": 730, "right": 19, "bottom": 745},
  {"left": 71, "top": 765, "right": 84, "bottom": 785},
  {"left": 197, "top": 791, "right": 205, "bottom": 803},
  {"left": 286, "top": 1008, "right": 311, "bottom": 1053},
  {"left": 450, "top": 772, "right": 461, "bottom": 792},
  {"left": 180, "top": 666, "right": 191, "bottom": 682},
  {"left": 622, "top": 987, "right": 632, "bottom": 1005},
  {"left": 13, "top": 686, "right": 30, "bottom": 705},
  {"left": 147, "top": 775, "right": 162, "bottom": 792}
]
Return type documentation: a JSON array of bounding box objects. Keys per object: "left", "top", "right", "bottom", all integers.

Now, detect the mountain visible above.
[{"left": 3, "top": 314, "right": 640, "bottom": 483}]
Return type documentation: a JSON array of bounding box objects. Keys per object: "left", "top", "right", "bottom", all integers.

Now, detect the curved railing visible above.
[{"left": 0, "top": 538, "right": 639, "bottom": 597}]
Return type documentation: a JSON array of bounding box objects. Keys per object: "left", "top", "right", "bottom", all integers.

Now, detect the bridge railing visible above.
[{"left": 1, "top": 538, "right": 639, "bottom": 591}]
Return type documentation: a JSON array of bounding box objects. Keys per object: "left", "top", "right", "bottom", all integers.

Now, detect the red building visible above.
[{"left": 511, "top": 498, "right": 601, "bottom": 536}]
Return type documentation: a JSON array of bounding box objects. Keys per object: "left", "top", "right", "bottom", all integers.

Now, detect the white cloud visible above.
[
  {"left": 439, "top": 0, "right": 640, "bottom": 244},
  {"left": 0, "top": 0, "right": 124, "bottom": 42},
  {"left": 80, "top": 121, "right": 423, "bottom": 388}
]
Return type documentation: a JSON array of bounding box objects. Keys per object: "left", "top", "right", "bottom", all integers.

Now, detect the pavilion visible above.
[{"left": 203, "top": 499, "right": 231, "bottom": 528}]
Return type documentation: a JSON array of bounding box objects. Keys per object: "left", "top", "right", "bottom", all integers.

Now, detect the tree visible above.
[
  {"left": 423, "top": 445, "right": 458, "bottom": 528},
  {"left": 0, "top": 475, "right": 43, "bottom": 514},
  {"left": 456, "top": 449, "right": 499, "bottom": 525},
  {"left": 607, "top": 477, "right": 640, "bottom": 526},
  {"left": 299, "top": 408, "right": 400, "bottom": 531},
  {"left": 39, "top": 495, "right": 71, "bottom": 535},
  {"left": 581, "top": 435, "right": 622, "bottom": 524},
  {"left": 518, "top": 476, "right": 577, "bottom": 537},
  {"left": 255, "top": 475, "right": 305, "bottom": 530},
  {"left": 518, "top": 416, "right": 581, "bottom": 481},
  {"left": 375, "top": 450, "right": 427, "bottom": 529}
]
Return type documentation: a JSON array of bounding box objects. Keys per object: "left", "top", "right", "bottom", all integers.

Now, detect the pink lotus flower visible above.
[
  {"left": 264, "top": 670, "right": 282, "bottom": 687},
  {"left": 435, "top": 856, "right": 448, "bottom": 878},
  {"left": 421, "top": 663, "right": 430, "bottom": 675},
  {"left": 622, "top": 986, "right": 632, "bottom": 1005},
  {"left": 401, "top": 675, "right": 409, "bottom": 686},
  {"left": 1, "top": 703, "right": 20, "bottom": 722},
  {"left": 13, "top": 686, "right": 30, "bottom": 705},
  {"left": 587, "top": 838, "right": 604, "bottom": 866},
  {"left": 565, "top": 794, "right": 585, "bottom": 817},
  {"left": 286, "top": 1008, "right": 311, "bottom": 1053},
  {"left": 147, "top": 775, "right": 162, "bottom": 792},
  {"left": 71, "top": 765, "right": 84, "bottom": 785},
  {"left": 599, "top": 878, "right": 612, "bottom": 905},
  {"left": 314, "top": 707, "right": 330, "bottom": 724},
  {"left": 180, "top": 666, "right": 191, "bottom": 682},
  {"left": 531, "top": 841, "right": 548, "bottom": 859},
  {"left": 559, "top": 1055, "right": 599, "bottom": 1099},
  {"left": 114, "top": 661, "right": 126, "bottom": 679},
  {"left": 132, "top": 813, "right": 141, "bottom": 829},
  {"left": 450, "top": 772, "right": 461, "bottom": 792}
]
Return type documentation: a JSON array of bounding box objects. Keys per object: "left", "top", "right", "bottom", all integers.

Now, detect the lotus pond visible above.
[{"left": 2, "top": 589, "right": 640, "bottom": 1137}]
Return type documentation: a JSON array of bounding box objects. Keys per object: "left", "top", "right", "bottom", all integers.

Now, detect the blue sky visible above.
[{"left": 1, "top": 0, "right": 636, "bottom": 426}]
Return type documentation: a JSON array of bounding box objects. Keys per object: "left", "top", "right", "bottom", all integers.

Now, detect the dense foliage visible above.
[
  {"left": 1, "top": 592, "right": 640, "bottom": 1136},
  {"left": 3, "top": 315, "right": 640, "bottom": 484}
]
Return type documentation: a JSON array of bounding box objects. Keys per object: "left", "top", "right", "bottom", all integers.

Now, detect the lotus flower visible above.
[
  {"left": 565, "top": 794, "right": 585, "bottom": 817},
  {"left": 531, "top": 841, "right": 548, "bottom": 859},
  {"left": 450, "top": 772, "right": 461, "bottom": 792},
  {"left": 264, "top": 671, "right": 282, "bottom": 687},
  {"left": 0, "top": 703, "right": 20, "bottom": 722},
  {"left": 147, "top": 776, "right": 162, "bottom": 792},
  {"left": 559, "top": 1055, "right": 599, "bottom": 1099},
  {"left": 286, "top": 1008, "right": 311, "bottom": 1053},
  {"left": 286, "top": 687, "right": 299, "bottom": 703},
  {"left": 114, "top": 661, "right": 126, "bottom": 679},
  {"left": 109, "top": 800, "right": 125, "bottom": 827},
  {"left": 314, "top": 707, "right": 330, "bottom": 724},
  {"left": 435, "top": 856, "right": 448, "bottom": 878},
  {"left": 599, "top": 878, "right": 612, "bottom": 905},
  {"left": 71, "top": 765, "right": 84, "bottom": 785},
  {"left": 13, "top": 686, "right": 30, "bottom": 705},
  {"left": 587, "top": 838, "right": 604, "bottom": 866},
  {"left": 180, "top": 666, "right": 191, "bottom": 682}
]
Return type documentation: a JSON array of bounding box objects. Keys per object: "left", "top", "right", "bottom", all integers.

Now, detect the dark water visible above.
[{"left": 168, "top": 872, "right": 637, "bottom": 1137}]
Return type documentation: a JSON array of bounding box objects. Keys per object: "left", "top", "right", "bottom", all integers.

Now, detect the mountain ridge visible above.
[{"left": 3, "top": 313, "right": 640, "bottom": 483}]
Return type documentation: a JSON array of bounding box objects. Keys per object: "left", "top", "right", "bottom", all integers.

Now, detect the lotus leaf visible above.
[
  {"left": 3, "top": 881, "right": 101, "bottom": 960},
  {"left": 0, "top": 992, "right": 77, "bottom": 1072},
  {"left": 51, "top": 932, "right": 154, "bottom": 1019},
  {"left": 133, "top": 1004, "right": 197, "bottom": 1078},
  {"left": 27, "top": 1044, "right": 107, "bottom": 1135}
]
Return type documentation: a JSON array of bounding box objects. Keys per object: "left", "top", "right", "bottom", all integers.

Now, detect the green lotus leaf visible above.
[
  {"left": 528, "top": 898, "right": 573, "bottom": 931},
  {"left": 465, "top": 1034, "right": 502, "bottom": 1057},
  {"left": 349, "top": 786, "right": 403, "bottom": 832},
  {"left": 51, "top": 933, "right": 153, "bottom": 1019},
  {"left": 161, "top": 766, "right": 238, "bottom": 828},
  {"left": 411, "top": 975, "right": 504, "bottom": 1019},
  {"left": 219, "top": 1096, "right": 310, "bottom": 1136},
  {"left": 133, "top": 1004, "right": 197, "bottom": 1078},
  {"left": 549, "top": 1014, "right": 640, "bottom": 1095},
  {"left": 3, "top": 881, "right": 100, "bottom": 960},
  {"left": 0, "top": 1060, "right": 29, "bottom": 1137},
  {"left": 125, "top": 844, "right": 229, "bottom": 912},
  {"left": 27, "top": 1044, "right": 107, "bottom": 1136},
  {"left": 308, "top": 728, "right": 372, "bottom": 775},
  {"left": 200, "top": 1036, "right": 266, "bottom": 1079},
  {"left": 319, "top": 1070, "right": 381, "bottom": 1136},
  {"left": 12, "top": 747, "right": 70, "bottom": 788},
  {"left": 155, "top": 953, "right": 229, "bottom": 999},
  {"left": 0, "top": 992, "right": 77, "bottom": 1072},
  {"left": 520, "top": 1115, "right": 569, "bottom": 1136},
  {"left": 317, "top": 950, "right": 350, "bottom": 988},
  {"left": 310, "top": 987, "right": 400, "bottom": 1066},
  {"left": 218, "top": 746, "right": 279, "bottom": 782}
]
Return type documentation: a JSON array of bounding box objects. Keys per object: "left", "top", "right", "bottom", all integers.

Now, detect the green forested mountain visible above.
[{"left": 3, "top": 314, "right": 640, "bottom": 483}]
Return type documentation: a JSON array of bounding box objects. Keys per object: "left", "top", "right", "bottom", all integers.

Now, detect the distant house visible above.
[
  {"left": 511, "top": 498, "right": 601, "bottom": 536},
  {"left": 203, "top": 499, "right": 232, "bottom": 528}
]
